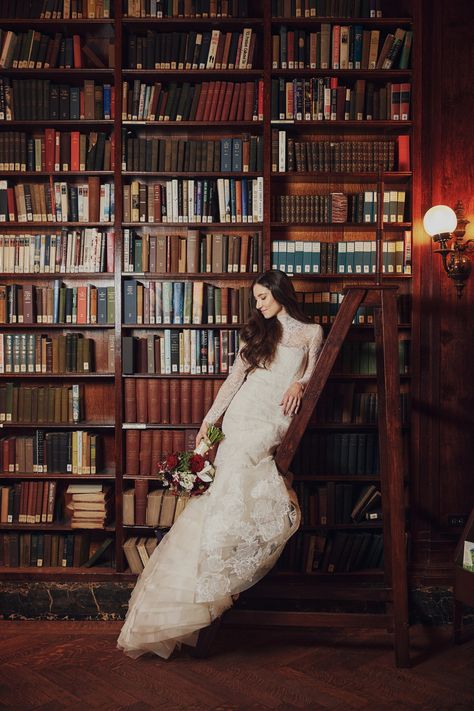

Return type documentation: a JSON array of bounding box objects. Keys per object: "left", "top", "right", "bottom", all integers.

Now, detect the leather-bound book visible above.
[
  {"left": 124, "top": 377, "right": 136, "bottom": 422},
  {"left": 135, "top": 378, "right": 148, "bottom": 423},
  {"left": 139, "top": 429, "right": 153, "bottom": 477},
  {"left": 125, "top": 430, "right": 140, "bottom": 476},
  {"left": 151, "top": 429, "right": 163, "bottom": 469},
  {"left": 191, "top": 379, "right": 204, "bottom": 423},
  {"left": 180, "top": 379, "right": 191, "bottom": 423},
  {"left": 88, "top": 176, "right": 101, "bottom": 222},
  {"left": 160, "top": 378, "right": 170, "bottom": 423},
  {"left": 172, "top": 430, "right": 185, "bottom": 452},
  {"left": 169, "top": 379, "right": 180, "bottom": 424},
  {"left": 134, "top": 478, "right": 149, "bottom": 526},
  {"left": 147, "top": 379, "right": 161, "bottom": 423}
]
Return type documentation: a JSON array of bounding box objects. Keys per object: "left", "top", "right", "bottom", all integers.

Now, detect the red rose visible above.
[
  {"left": 190, "top": 454, "right": 205, "bottom": 473},
  {"left": 166, "top": 453, "right": 179, "bottom": 469}
]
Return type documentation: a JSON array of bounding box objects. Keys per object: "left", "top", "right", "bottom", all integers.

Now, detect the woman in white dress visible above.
[{"left": 117, "top": 270, "right": 324, "bottom": 659}]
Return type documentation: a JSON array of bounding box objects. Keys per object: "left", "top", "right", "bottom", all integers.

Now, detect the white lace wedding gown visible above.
[{"left": 117, "top": 312, "right": 323, "bottom": 659}]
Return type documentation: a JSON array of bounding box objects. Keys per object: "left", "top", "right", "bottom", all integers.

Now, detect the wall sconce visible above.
[{"left": 423, "top": 201, "right": 473, "bottom": 297}]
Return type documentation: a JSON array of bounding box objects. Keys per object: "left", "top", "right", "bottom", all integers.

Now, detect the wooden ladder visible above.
[{"left": 223, "top": 285, "right": 410, "bottom": 668}]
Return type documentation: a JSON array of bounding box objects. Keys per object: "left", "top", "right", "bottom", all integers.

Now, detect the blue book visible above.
[
  {"left": 162, "top": 281, "right": 172, "bottom": 323},
  {"left": 353, "top": 25, "right": 363, "bottom": 68},
  {"left": 232, "top": 139, "right": 242, "bottom": 171},
  {"left": 221, "top": 139, "right": 232, "bottom": 171},
  {"left": 294, "top": 241, "right": 304, "bottom": 274},
  {"left": 241, "top": 177, "right": 248, "bottom": 221},
  {"left": 337, "top": 242, "right": 347, "bottom": 274},
  {"left": 346, "top": 242, "right": 355, "bottom": 274},
  {"left": 172, "top": 281, "right": 184, "bottom": 324},
  {"left": 103, "top": 84, "right": 111, "bottom": 119},
  {"left": 196, "top": 180, "right": 202, "bottom": 222},
  {"left": 229, "top": 178, "right": 236, "bottom": 222}
]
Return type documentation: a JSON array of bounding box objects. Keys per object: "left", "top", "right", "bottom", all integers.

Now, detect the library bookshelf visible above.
[{"left": 0, "top": 0, "right": 421, "bottom": 644}]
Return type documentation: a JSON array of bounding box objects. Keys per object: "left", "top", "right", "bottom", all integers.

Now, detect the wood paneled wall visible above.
[{"left": 410, "top": 0, "right": 474, "bottom": 582}]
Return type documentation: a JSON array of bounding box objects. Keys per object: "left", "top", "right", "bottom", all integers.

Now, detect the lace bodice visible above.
[{"left": 204, "top": 312, "right": 324, "bottom": 425}]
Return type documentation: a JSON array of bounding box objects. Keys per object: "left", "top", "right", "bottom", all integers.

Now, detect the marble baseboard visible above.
[{"left": 1, "top": 581, "right": 473, "bottom": 626}]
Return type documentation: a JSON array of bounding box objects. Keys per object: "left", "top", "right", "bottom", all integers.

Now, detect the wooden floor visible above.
[{"left": 0, "top": 621, "right": 473, "bottom": 710}]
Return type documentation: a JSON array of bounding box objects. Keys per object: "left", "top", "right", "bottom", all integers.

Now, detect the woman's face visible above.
[{"left": 253, "top": 284, "right": 284, "bottom": 319}]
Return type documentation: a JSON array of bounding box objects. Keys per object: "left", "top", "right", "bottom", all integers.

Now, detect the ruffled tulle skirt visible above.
[{"left": 116, "top": 455, "right": 301, "bottom": 659}]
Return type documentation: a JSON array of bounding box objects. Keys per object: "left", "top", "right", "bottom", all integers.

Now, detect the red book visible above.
[
  {"left": 203, "top": 81, "right": 217, "bottom": 122},
  {"left": 70, "top": 131, "right": 80, "bottom": 171},
  {"left": 180, "top": 379, "right": 191, "bottom": 423},
  {"left": 243, "top": 81, "right": 254, "bottom": 121},
  {"left": 7, "top": 188, "right": 16, "bottom": 221},
  {"left": 191, "top": 380, "right": 204, "bottom": 423},
  {"left": 399, "top": 82, "right": 411, "bottom": 121},
  {"left": 208, "top": 80, "right": 221, "bottom": 121},
  {"left": 228, "top": 82, "right": 240, "bottom": 121},
  {"left": 73, "top": 35, "right": 82, "bottom": 68},
  {"left": 134, "top": 478, "right": 149, "bottom": 523},
  {"left": 258, "top": 79, "right": 264, "bottom": 120},
  {"left": 76, "top": 286, "right": 88, "bottom": 324},
  {"left": 213, "top": 81, "right": 227, "bottom": 122},
  {"left": 44, "top": 128, "right": 55, "bottom": 172},
  {"left": 390, "top": 83, "right": 401, "bottom": 120},
  {"left": 195, "top": 82, "right": 209, "bottom": 121},
  {"left": 397, "top": 135, "right": 410, "bottom": 171},
  {"left": 221, "top": 82, "right": 234, "bottom": 121},
  {"left": 236, "top": 83, "right": 246, "bottom": 121},
  {"left": 151, "top": 429, "right": 162, "bottom": 467}
]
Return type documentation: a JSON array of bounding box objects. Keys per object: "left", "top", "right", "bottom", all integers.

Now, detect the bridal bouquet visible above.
[{"left": 156, "top": 425, "right": 225, "bottom": 497}]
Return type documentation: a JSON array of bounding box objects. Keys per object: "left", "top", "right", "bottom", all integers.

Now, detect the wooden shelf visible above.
[
  {"left": 270, "top": 222, "right": 412, "bottom": 229},
  {"left": 0, "top": 272, "right": 114, "bottom": 280},
  {"left": 0, "top": 373, "right": 114, "bottom": 379},
  {"left": 122, "top": 69, "right": 263, "bottom": 77},
  {"left": 122, "top": 17, "right": 264, "bottom": 26},
  {"left": 0, "top": 171, "right": 114, "bottom": 178},
  {"left": 0, "top": 523, "right": 115, "bottom": 531},
  {"left": 270, "top": 17, "right": 413, "bottom": 27},
  {"left": 122, "top": 171, "right": 262, "bottom": 178},
  {"left": 0, "top": 69, "right": 114, "bottom": 78},
  {"left": 0, "top": 473, "right": 115, "bottom": 480},
  {"left": 122, "top": 272, "right": 258, "bottom": 280},
  {"left": 121, "top": 322, "right": 244, "bottom": 329},
  {"left": 271, "top": 172, "right": 413, "bottom": 181},
  {"left": 122, "top": 120, "right": 263, "bottom": 128},
  {"left": 122, "top": 221, "right": 263, "bottom": 228},
  {"left": 0, "top": 324, "right": 114, "bottom": 329},
  {"left": 0, "top": 567, "right": 120, "bottom": 581},
  {"left": 0, "top": 121, "right": 114, "bottom": 127},
  {"left": 272, "top": 69, "right": 412, "bottom": 78},
  {"left": 0, "top": 423, "right": 115, "bottom": 429}
]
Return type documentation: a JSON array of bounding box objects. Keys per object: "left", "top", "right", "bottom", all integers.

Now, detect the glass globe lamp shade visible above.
[{"left": 423, "top": 205, "right": 458, "bottom": 237}]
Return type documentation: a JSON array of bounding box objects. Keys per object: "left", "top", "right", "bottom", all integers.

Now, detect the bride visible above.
[{"left": 117, "top": 269, "right": 324, "bottom": 659}]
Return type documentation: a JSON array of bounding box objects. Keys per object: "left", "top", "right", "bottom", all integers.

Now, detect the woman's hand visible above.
[
  {"left": 280, "top": 382, "right": 305, "bottom": 417},
  {"left": 195, "top": 421, "right": 209, "bottom": 449}
]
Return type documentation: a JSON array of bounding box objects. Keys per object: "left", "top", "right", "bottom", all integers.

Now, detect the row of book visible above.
[
  {"left": 122, "top": 230, "right": 263, "bottom": 274},
  {"left": 0, "top": 283, "right": 115, "bottom": 325},
  {"left": 0, "top": 79, "right": 114, "bottom": 122},
  {"left": 294, "top": 481, "right": 382, "bottom": 526},
  {"left": 0, "top": 532, "right": 114, "bottom": 569},
  {"left": 0, "top": 31, "right": 113, "bottom": 70},
  {"left": 123, "top": 177, "right": 264, "bottom": 224},
  {"left": 271, "top": 78, "right": 411, "bottom": 122},
  {"left": 122, "top": 79, "right": 264, "bottom": 122},
  {"left": 123, "top": 483, "right": 188, "bottom": 527},
  {"left": 272, "top": 133, "right": 409, "bottom": 172},
  {"left": 314, "top": 383, "right": 409, "bottom": 424},
  {"left": 0, "top": 480, "right": 57, "bottom": 523},
  {"left": 277, "top": 530, "right": 383, "bottom": 574},
  {"left": 0, "top": 383, "right": 83, "bottom": 424},
  {"left": 122, "top": 328, "right": 239, "bottom": 374},
  {"left": 271, "top": 1, "right": 383, "bottom": 18},
  {"left": 126, "top": 28, "right": 257, "bottom": 70},
  {"left": 272, "top": 190, "right": 407, "bottom": 224},
  {"left": 65, "top": 483, "right": 112, "bottom": 529},
  {"left": 122, "top": 134, "right": 263, "bottom": 173},
  {"left": 123, "top": 377, "right": 221, "bottom": 423},
  {"left": 0, "top": 431, "right": 103, "bottom": 474},
  {"left": 124, "top": 428, "right": 197, "bottom": 477},
  {"left": 0, "top": 333, "right": 102, "bottom": 375},
  {"left": 124, "top": 0, "right": 250, "bottom": 19},
  {"left": 271, "top": 238, "right": 411, "bottom": 275},
  {"left": 122, "top": 280, "right": 251, "bottom": 325},
  {"left": 332, "top": 339, "right": 410, "bottom": 375},
  {"left": 299, "top": 291, "right": 411, "bottom": 326},
  {"left": 0, "top": 180, "right": 115, "bottom": 223},
  {"left": 272, "top": 25, "right": 412, "bottom": 70},
  {"left": 0, "top": 231, "right": 114, "bottom": 274},
  {"left": 0, "top": 131, "right": 115, "bottom": 173},
  {"left": 292, "top": 431, "right": 379, "bottom": 476}
]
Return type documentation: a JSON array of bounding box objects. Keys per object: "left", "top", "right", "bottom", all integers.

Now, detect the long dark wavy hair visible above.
[{"left": 240, "top": 270, "right": 310, "bottom": 374}]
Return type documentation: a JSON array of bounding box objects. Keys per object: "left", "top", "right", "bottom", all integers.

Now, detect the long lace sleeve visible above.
[
  {"left": 203, "top": 349, "right": 247, "bottom": 425},
  {"left": 296, "top": 324, "right": 324, "bottom": 387}
]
